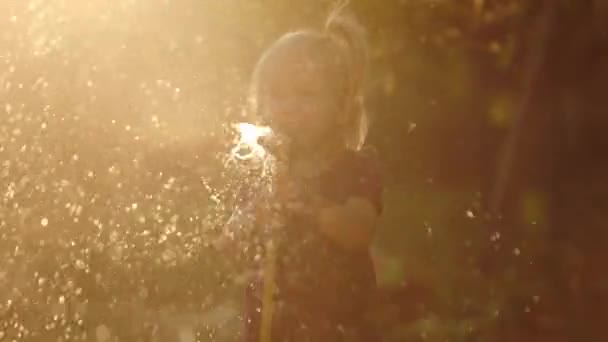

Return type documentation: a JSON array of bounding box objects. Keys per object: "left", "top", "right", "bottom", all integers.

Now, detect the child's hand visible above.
[
  {"left": 317, "top": 197, "right": 378, "bottom": 250},
  {"left": 276, "top": 179, "right": 326, "bottom": 216}
]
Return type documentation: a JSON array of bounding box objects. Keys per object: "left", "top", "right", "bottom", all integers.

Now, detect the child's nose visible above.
[
  {"left": 275, "top": 98, "right": 299, "bottom": 115},
  {"left": 274, "top": 99, "right": 316, "bottom": 119},
  {"left": 271, "top": 102, "right": 299, "bottom": 125}
]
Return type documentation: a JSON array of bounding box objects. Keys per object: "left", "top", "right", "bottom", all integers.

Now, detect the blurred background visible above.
[{"left": 1, "top": 0, "right": 607, "bottom": 341}]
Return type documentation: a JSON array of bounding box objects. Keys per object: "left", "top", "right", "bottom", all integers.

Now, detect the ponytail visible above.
[{"left": 325, "top": 2, "right": 369, "bottom": 150}]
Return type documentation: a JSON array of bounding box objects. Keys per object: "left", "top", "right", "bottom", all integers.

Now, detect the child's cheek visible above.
[
  {"left": 268, "top": 99, "right": 335, "bottom": 140},
  {"left": 268, "top": 102, "right": 304, "bottom": 130},
  {"left": 309, "top": 110, "right": 338, "bottom": 137}
]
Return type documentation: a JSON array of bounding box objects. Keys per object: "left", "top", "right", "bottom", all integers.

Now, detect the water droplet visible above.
[
  {"left": 466, "top": 210, "right": 475, "bottom": 218},
  {"left": 96, "top": 324, "right": 111, "bottom": 342},
  {"left": 75, "top": 259, "right": 86, "bottom": 270},
  {"left": 490, "top": 231, "right": 501, "bottom": 242},
  {"left": 41, "top": 217, "right": 49, "bottom": 227},
  {"left": 162, "top": 248, "right": 176, "bottom": 262},
  {"left": 138, "top": 287, "right": 148, "bottom": 299},
  {"left": 407, "top": 122, "right": 417, "bottom": 133}
]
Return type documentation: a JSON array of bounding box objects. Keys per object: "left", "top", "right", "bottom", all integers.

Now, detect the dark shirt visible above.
[{"left": 244, "top": 148, "right": 382, "bottom": 342}]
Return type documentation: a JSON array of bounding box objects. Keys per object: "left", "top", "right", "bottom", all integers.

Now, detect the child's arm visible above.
[
  {"left": 313, "top": 195, "right": 378, "bottom": 251},
  {"left": 283, "top": 151, "right": 382, "bottom": 251},
  {"left": 286, "top": 191, "right": 377, "bottom": 251}
]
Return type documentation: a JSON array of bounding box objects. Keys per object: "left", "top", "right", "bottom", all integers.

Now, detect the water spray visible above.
[
  {"left": 230, "top": 122, "right": 285, "bottom": 342},
  {"left": 230, "top": 123, "right": 272, "bottom": 161}
]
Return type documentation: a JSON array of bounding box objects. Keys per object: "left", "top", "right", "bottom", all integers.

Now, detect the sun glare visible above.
[{"left": 231, "top": 122, "right": 272, "bottom": 161}]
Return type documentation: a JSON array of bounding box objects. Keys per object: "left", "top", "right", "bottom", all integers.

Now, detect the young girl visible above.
[{"left": 243, "top": 6, "right": 383, "bottom": 342}]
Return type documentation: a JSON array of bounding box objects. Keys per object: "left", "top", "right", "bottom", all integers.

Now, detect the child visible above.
[{"left": 243, "top": 5, "right": 383, "bottom": 342}]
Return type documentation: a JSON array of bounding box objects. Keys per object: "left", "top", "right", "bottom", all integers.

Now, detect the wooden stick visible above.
[
  {"left": 259, "top": 240, "right": 277, "bottom": 342},
  {"left": 259, "top": 136, "right": 289, "bottom": 342}
]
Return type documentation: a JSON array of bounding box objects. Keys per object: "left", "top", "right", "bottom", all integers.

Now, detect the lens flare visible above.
[{"left": 230, "top": 122, "right": 272, "bottom": 161}]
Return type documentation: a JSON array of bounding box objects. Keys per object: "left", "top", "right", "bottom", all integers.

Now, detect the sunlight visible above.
[{"left": 230, "top": 122, "right": 272, "bottom": 161}]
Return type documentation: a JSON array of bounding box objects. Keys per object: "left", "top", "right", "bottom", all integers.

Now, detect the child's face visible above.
[{"left": 257, "top": 47, "right": 347, "bottom": 148}]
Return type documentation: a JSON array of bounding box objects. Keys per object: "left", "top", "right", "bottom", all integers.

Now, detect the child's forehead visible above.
[
  {"left": 257, "top": 33, "right": 343, "bottom": 79},
  {"left": 264, "top": 47, "right": 329, "bottom": 74}
]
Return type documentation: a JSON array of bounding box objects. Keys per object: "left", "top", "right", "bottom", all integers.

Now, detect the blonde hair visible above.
[{"left": 248, "top": 2, "right": 369, "bottom": 151}]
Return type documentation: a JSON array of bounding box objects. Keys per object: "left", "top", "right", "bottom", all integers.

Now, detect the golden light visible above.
[{"left": 230, "top": 122, "right": 272, "bottom": 161}]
